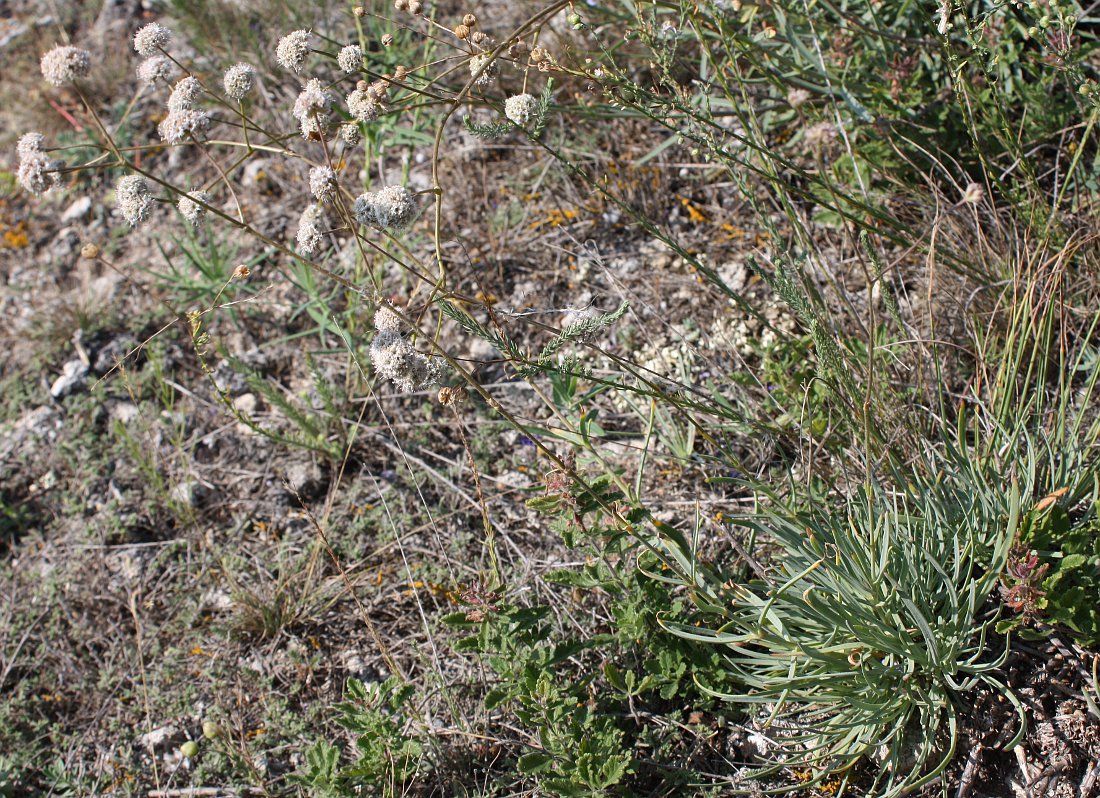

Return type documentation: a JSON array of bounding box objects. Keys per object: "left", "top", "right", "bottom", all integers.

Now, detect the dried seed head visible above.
[
  {"left": 394, "top": 65, "right": 408, "bottom": 80},
  {"left": 81, "top": 242, "right": 100, "bottom": 260},
  {"left": 382, "top": 33, "right": 394, "bottom": 46},
  {"left": 394, "top": 0, "right": 409, "bottom": 9},
  {"left": 472, "top": 31, "right": 489, "bottom": 46},
  {"left": 530, "top": 46, "right": 547, "bottom": 62},
  {"left": 462, "top": 13, "right": 477, "bottom": 26},
  {"left": 408, "top": 0, "right": 423, "bottom": 14},
  {"left": 232, "top": 264, "right": 250, "bottom": 280},
  {"left": 40, "top": 45, "right": 91, "bottom": 86},
  {"left": 504, "top": 93, "right": 538, "bottom": 126},
  {"left": 353, "top": 6, "right": 366, "bottom": 16},
  {"left": 309, "top": 165, "right": 338, "bottom": 203},
  {"left": 177, "top": 189, "right": 211, "bottom": 225},
  {"left": 454, "top": 24, "right": 470, "bottom": 39},
  {"left": 116, "top": 175, "right": 154, "bottom": 227},
  {"left": 437, "top": 385, "right": 467, "bottom": 405},
  {"left": 370, "top": 79, "right": 389, "bottom": 98},
  {"left": 296, "top": 204, "right": 325, "bottom": 254},
  {"left": 510, "top": 39, "right": 528, "bottom": 54},
  {"left": 275, "top": 29, "right": 311, "bottom": 72},
  {"left": 223, "top": 63, "right": 255, "bottom": 99},
  {"left": 133, "top": 22, "right": 171, "bottom": 57},
  {"left": 137, "top": 56, "right": 175, "bottom": 85},
  {"left": 337, "top": 44, "right": 363, "bottom": 74},
  {"left": 292, "top": 78, "right": 334, "bottom": 139},
  {"left": 167, "top": 75, "right": 202, "bottom": 111},
  {"left": 537, "top": 59, "right": 552, "bottom": 72}
]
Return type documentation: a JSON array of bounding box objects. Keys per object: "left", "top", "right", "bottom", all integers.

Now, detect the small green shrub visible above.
[{"left": 656, "top": 447, "right": 1029, "bottom": 796}]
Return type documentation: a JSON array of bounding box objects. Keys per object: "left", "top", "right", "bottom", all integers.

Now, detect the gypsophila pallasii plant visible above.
[
  {"left": 17, "top": 5, "right": 560, "bottom": 402},
  {"left": 16, "top": 0, "right": 1100, "bottom": 794}
]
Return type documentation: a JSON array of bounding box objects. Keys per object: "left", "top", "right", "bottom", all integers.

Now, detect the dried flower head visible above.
[
  {"left": 137, "top": 56, "right": 175, "bottom": 85},
  {"left": 116, "top": 175, "right": 154, "bottom": 227},
  {"left": 337, "top": 44, "right": 363, "bottom": 74},
  {"left": 293, "top": 78, "right": 333, "bottom": 139},
  {"left": 961, "top": 182, "right": 984, "bottom": 205},
  {"left": 223, "top": 63, "right": 255, "bottom": 100},
  {"left": 353, "top": 6, "right": 366, "bottom": 16},
  {"left": 381, "top": 33, "right": 394, "bottom": 46},
  {"left": 454, "top": 24, "right": 471, "bottom": 40},
  {"left": 232, "top": 264, "right": 251, "bottom": 279},
  {"left": 787, "top": 87, "right": 811, "bottom": 109},
  {"left": 177, "top": 189, "right": 211, "bottom": 226},
  {"left": 408, "top": 0, "right": 423, "bottom": 14},
  {"left": 133, "top": 23, "right": 171, "bottom": 56},
  {"left": 309, "top": 166, "right": 338, "bottom": 203},
  {"left": 158, "top": 108, "right": 210, "bottom": 143},
  {"left": 17, "top": 133, "right": 62, "bottom": 196},
  {"left": 346, "top": 87, "right": 382, "bottom": 122},
  {"left": 504, "top": 93, "right": 537, "bottom": 126},
  {"left": 294, "top": 203, "right": 323, "bottom": 253},
  {"left": 370, "top": 307, "right": 436, "bottom": 393},
  {"left": 354, "top": 186, "right": 419, "bottom": 232},
  {"left": 373, "top": 304, "right": 405, "bottom": 333},
  {"left": 17, "top": 132, "right": 45, "bottom": 159},
  {"left": 340, "top": 122, "right": 362, "bottom": 145},
  {"left": 471, "top": 31, "right": 489, "bottom": 46},
  {"left": 394, "top": 0, "right": 409, "bottom": 10},
  {"left": 40, "top": 45, "right": 91, "bottom": 86},
  {"left": 803, "top": 121, "right": 837, "bottom": 149},
  {"left": 296, "top": 204, "right": 325, "bottom": 254},
  {"left": 462, "top": 13, "right": 477, "bottom": 27},
  {"left": 469, "top": 53, "right": 498, "bottom": 87},
  {"left": 167, "top": 76, "right": 203, "bottom": 112},
  {"left": 81, "top": 243, "right": 100, "bottom": 260},
  {"left": 394, "top": 65, "right": 408, "bottom": 81},
  {"left": 276, "top": 30, "right": 311, "bottom": 72}
]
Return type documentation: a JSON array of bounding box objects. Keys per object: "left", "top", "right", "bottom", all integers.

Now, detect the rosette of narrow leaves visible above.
[{"left": 653, "top": 448, "right": 1029, "bottom": 797}]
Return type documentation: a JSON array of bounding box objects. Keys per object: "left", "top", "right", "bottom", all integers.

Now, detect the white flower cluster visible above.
[
  {"left": 223, "top": 63, "right": 255, "bottom": 100},
  {"left": 40, "top": 45, "right": 91, "bottom": 86},
  {"left": 369, "top": 304, "right": 437, "bottom": 393},
  {"left": 177, "top": 189, "right": 211, "bottom": 226},
  {"left": 117, "top": 175, "right": 154, "bottom": 227},
  {"left": 133, "top": 23, "right": 171, "bottom": 57},
  {"left": 159, "top": 76, "right": 209, "bottom": 144},
  {"left": 309, "top": 166, "right": 337, "bottom": 203},
  {"left": 137, "top": 56, "right": 174, "bottom": 86},
  {"left": 346, "top": 85, "right": 382, "bottom": 122},
  {"left": 276, "top": 30, "right": 311, "bottom": 72},
  {"left": 337, "top": 44, "right": 362, "bottom": 74},
  {"left": 353, "top": 186, "right": 419, "bottom": 233},
  {"left": 292, "top": 78, "right": 333, "bottom": 139},
  {"left": 296, "top": 205, "right": 325, "bottom": 255},
  {"left": 504, "top": 93, "right": 537, "bottom": 126},
  {"left": 469, "top": 53, "right": 497, "bottom": 87},
  {"left": 16, "top": 132, "right": 63, "bottom": 196}
]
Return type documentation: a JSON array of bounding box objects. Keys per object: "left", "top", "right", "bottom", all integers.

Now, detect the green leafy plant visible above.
[
  {"left": 1001, "top": 500, "right": 1100, "bottom": 646},
  {"left": 656, "top": 446, "right": 1031, "bottom": 796}
]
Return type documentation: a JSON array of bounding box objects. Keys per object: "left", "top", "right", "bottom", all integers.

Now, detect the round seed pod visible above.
[
  {"left": 463, "top": 13, "right": 477, "bottom": 26},
  {"left": 454, "top": 23, "right": 470, "bottom": 39},
  {"left": 382, "top": 33, "right": 394, "bottom": 46}
]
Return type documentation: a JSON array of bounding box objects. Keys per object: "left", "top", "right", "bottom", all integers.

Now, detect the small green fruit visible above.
[
  {"left": 202, "top": 720, "right": 222, "bottom": 740},
  {"left": 180, "top": 740, "right": 199, "bottom": 758}
]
